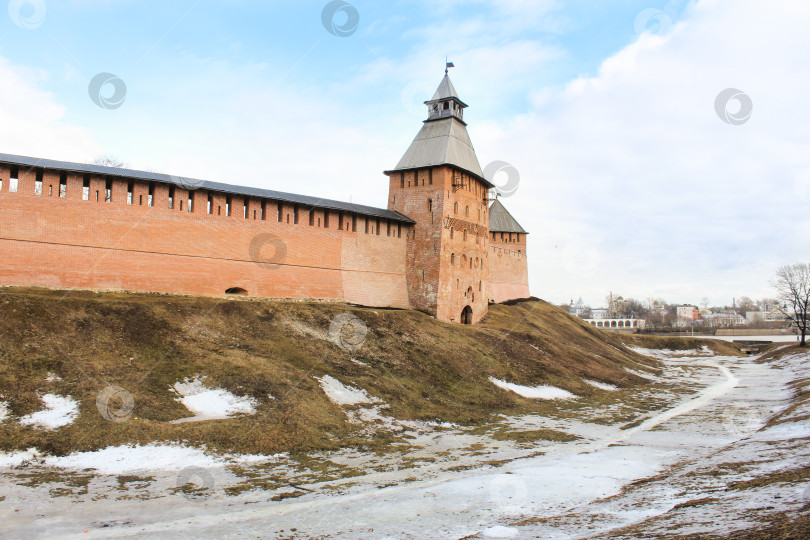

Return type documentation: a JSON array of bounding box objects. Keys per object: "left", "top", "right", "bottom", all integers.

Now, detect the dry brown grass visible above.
[{"left": 0, "top": 288, "right": 681, "bottom": 456}]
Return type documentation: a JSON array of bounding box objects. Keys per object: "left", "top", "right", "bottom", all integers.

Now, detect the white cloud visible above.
[
  {"left": 476, "top": 0, "right": 810, "bottom": 306},
  {"left": 0, "top": 56, "right": 101, "bottom": 160}
]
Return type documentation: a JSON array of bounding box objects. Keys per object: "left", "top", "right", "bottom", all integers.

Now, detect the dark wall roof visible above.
[
  {"left": 0, "top": 152, "right": 414, "bottom": 224},
  {"left": 489, "top": 199, "right": 528, "bottom": 233}
]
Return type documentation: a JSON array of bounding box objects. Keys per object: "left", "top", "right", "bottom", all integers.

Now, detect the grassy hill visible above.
[{"left": 0, "top": 287, "right": 740, "bottom": 456}]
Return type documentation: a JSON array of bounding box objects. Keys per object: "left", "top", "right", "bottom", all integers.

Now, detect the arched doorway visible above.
[
  {"left": 225, "top": 287, "right": 248, "bottom": 295},
  {"left": 461, "top": 305, "right": 473, "bottom": 325}
]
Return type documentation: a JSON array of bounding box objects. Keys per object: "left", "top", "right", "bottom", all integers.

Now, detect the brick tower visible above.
[{"left": 385, "top": 71, "right": 493, "bottom": 324}]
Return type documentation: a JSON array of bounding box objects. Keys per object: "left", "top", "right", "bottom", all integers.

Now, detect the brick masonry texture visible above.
[{"left": 0, "top": 157, "right": 528, "bottom": 323}]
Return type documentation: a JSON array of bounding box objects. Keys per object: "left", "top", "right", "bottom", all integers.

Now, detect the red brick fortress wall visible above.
[
  {"left": 0, "top": 164, "right": 410, "bottom": 308},
  {"left": 487, "top": 232, "right": 530, "bottom": 303}
]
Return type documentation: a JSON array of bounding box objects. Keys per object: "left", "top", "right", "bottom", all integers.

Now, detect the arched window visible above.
[
  {"left": 463, "top": 229, "right": 468, "bottom": 241},
  {"left": 454, "top": 202, "right": 458, "bottom": 214},
  {"left": 451, "top": 253, "right": 455, "bottom": 265},
  {"left": 469, "top": 259, "right": 473, "bottom": 269},
  {"left": 427, "top": 199, "right": 432, "bottom": 212},
  {"left": 450, "top": 227, "right": 455, "bottom": 239},
  {"left": 465, "top": 205, "right": 469, "bottom": 216}
]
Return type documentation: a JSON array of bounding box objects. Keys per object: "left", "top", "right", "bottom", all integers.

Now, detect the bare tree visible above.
[
  {"left": 772, "top": 263, "right": 810, "bottom": 346},
  {"left": 93, "top": 155, "right": 127, "bottom": 168},
  {"left": 736, "top": 296, "right": 756, "bottom": 315}
]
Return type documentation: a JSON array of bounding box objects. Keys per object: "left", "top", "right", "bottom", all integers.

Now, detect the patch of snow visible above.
[
  {"left": 317, "top": 375, "right": 379, "bottom": 405},
  {"left": 45, "top": 372, "right": 62, "bottom": 382},
  {"left": 232, "top": 452, "right": 287, "bottom": 466},
  {"left": 482, "top": 525, "right": 519, "bottom": 538},
  {"left": 349, "top": 357, "right": 369, "bottom": 366},
  {"left": 424, "top": 420, "right": 459, "bottom": 428},
  {"left": 170, "top": 376, "right": 258, "bottom": 423},
  {"left": 0, "top": 448, "right": 41, "bottom": 468},
  {"left": 43, "top": 444, "right": 225, "bottom": 474},
  {"left": 624, "top": 367, "right": 657, "bottom": 380},
  {"left": 754, "top": 421, "right": 810, "bottom": 441},
  {"left": 1, "top": 444, "right": 284, "bottom": 473},
  {"left": 585, "top": 380, "right": 619, "bottom": 391},
  {"left": 18, "top": 394, "right": 79, "bottom": 429},
  {"left": 0, "top": 401, "right": 9, "bottom": 423},
  {"left": 628, "top": 345, "right": 711, "bottom": 359},
  {"left": 489, "top": 377, "right": 577, "bottom": 400}
]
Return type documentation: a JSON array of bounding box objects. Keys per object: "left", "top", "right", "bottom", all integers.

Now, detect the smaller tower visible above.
[{"left": 487, "top": 198, "right": 530, "bottom": 303}]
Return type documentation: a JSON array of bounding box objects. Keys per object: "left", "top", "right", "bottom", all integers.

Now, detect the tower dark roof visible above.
[
  {"left": 386, "top": 73, "right": 491, "bottom": 187},
  {"left": 489, "top": 199, "right": 528, "bottom": 233}
]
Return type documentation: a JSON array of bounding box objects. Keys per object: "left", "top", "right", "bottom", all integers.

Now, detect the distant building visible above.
[
  {"left": 767, "top": 311, "right": 791, "bottom": 322},
  {"left": 585, "top": 318, "right": 646, "bottom": 331},
  {"left": 701, "top": 312, "right": 746, "bottom": 327},
  {"left": 568, "top": 297, "right": 589, "bottom": 317},
  {"left": 676, "top": 305, "right": 700, "bottom": 324},
  {"left": 746, "top": 311, "right": 764, "bottom": 324},
  {"left": 750, "top": 307, "right": 791, "bottom": 322},
  {"left": 591, "top": 308, "right": 609, "bottom": 320}
]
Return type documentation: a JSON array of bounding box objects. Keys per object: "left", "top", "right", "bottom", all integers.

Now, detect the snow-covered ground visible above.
[
  {"left": 170, "top": 376, "right": 258, "bottom": 423},
  {"left": 584, "top": 379, "right": 618, "bottom": 391},
  {"left": 626, "top": 344, "right": 713, "bottom": 359},
  {"left": 1, "top": 347, "right": 808, "bottom": 539},
  {"left": 317, "top": 374, "right": 380, "bottom": 405},
  {"left": 17, "top": 394, "right": 79, "bottom": 429},
  {"left": 0, "top": 400, "right": 9, "bottom": 423},
  {"left": 489, "top": 377, "right": 577, "bottom": 399}
]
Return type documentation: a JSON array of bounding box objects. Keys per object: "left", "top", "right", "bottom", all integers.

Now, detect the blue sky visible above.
[
  {"left": 3, "top": 0, "right": 686, "bottom": 129},
  {"left": 0, "top": 0, "right": 807, "bottom": 308}
]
